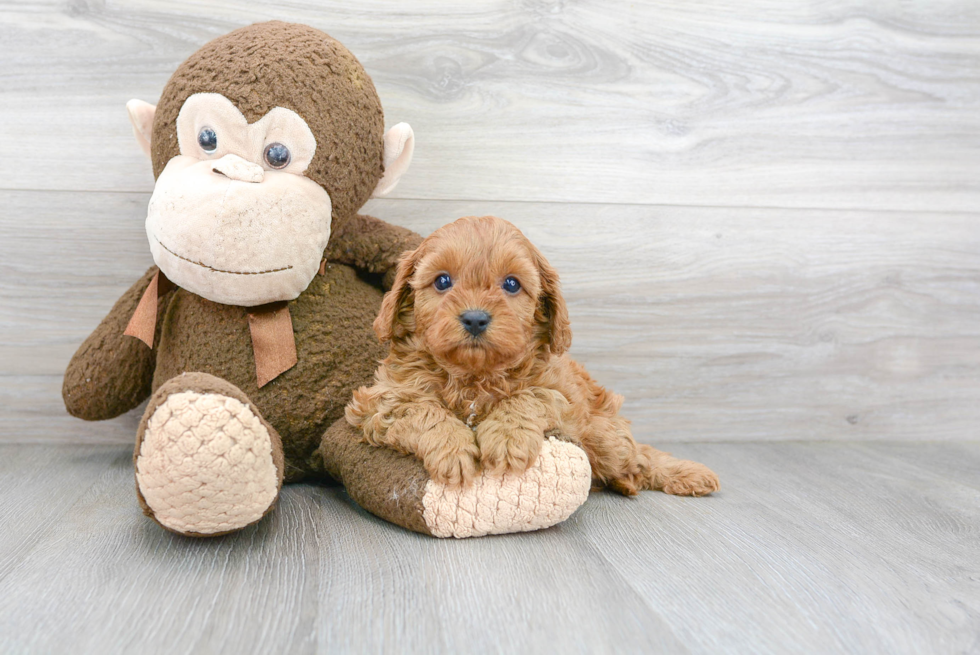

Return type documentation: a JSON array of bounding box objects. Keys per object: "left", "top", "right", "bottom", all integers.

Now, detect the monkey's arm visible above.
[
  {"left": 325, "top": 213, "right": 423, "bottom": 289},
  {"left": 63, "top": 266, "right": 171, "bottom": 421}
]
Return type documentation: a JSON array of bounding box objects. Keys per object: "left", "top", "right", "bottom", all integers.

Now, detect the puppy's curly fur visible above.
[{"left": 346, "top": 216, "right": 719, "bottom": 496}]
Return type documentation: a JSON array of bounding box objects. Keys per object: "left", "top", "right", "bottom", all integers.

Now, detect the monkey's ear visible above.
[
  {"left": 372, "top": 123, "right": 414, "bottom": 198},
  {"left": 373, "top": 244, "right": 422, "bottom": 343},
  {"left": 126, "top": 99, "right": 157, "bottom": 159}
]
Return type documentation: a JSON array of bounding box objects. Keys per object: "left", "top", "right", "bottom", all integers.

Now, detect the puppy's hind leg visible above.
[
  {"left": 581, "top": 415, "right": 648, "bottom": 496},
  {"left": 635, "top": 444, "right": 720, "bottom": 497},
  {"left": 586, "top": 414, "right": 720, "bottom": 497}
]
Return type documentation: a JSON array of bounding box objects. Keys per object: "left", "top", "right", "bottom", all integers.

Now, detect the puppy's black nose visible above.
[{"left": 459, "top": 310, "right": 491, "bottom": 336}]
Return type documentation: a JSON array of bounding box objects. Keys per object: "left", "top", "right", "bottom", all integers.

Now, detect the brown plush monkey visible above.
[{"left": 63, "top": 22, "right": 591, "bottom": 538}]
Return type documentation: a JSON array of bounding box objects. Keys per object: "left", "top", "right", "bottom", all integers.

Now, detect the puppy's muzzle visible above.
[{"left": 459, "top": 310, "right": 491, "bottom": 337}]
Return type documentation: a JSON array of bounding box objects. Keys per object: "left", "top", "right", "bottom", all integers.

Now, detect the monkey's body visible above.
[
  {"left": 138, "top": 261, "right": 386, "bottom": 482},
  {"left": 63, "top": 215, "right": 433, "bottom": 529}
]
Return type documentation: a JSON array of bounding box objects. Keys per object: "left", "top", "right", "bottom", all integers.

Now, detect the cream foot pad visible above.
[
  {"left": 136, "top": 390, "right": 280, "bottom": 535},
  {"left": 421, "top": 437, "right": 592, "bottom": 538}
]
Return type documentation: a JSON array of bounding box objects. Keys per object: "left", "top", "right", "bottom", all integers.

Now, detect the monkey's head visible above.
[{"left": 125, "top": 22, "right": 413, "bottom": 306}]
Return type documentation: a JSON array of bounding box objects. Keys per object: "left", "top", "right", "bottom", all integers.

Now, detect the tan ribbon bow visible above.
[
  {"left": 246, "top": 302, "right": 298, "bottom": 387},
  {"left": 123, "top": 270, "right": 174, "bottom": 349},
  {"left": 124, "top": 269, "right": 299, "bottom": 388}
]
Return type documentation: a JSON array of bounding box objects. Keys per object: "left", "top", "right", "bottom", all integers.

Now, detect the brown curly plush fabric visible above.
[
  {"left": 63, "top": 266, "right": 170, "bottom": 420},
  {"left": 152, "top": 262, "right": 388, "bottom": 481},
  {"left": 150, "top": 21, "right": 385, "bottom": 222},
  {"left": 65, "top": 23, "right": 426, "bottom": 509},
  {"left": 64, "top": 245, "right": 417, "bottom": 483}
]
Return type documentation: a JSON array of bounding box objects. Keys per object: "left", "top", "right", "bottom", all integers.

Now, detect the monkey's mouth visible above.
[{"left": 154, "top": 236, "right": 293, "bottom": 276}]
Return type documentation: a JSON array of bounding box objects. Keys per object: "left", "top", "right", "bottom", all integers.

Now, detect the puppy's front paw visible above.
[
  {"left": 662, "top": 461, "right": 720, "bottom": 497},
  {"left": 476, "top": 419, "right": 544, "bottom": 476},
  {"left": 421, "top": 421, "right": 481, "bottom": 488}
]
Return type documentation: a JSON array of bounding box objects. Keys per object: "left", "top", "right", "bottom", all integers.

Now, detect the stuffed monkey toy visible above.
[{"left": 63, "top": 22, "right": 591, "bottom": 538}]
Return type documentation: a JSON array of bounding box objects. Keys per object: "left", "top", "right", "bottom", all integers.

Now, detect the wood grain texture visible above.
[
  {"left": 4, "top": 190, "right": 977, "bottom": 443},
  {"left": 0, "top": 445, "right": 123, "bottom": 578},
  {"left": 0, "top": 441, "right": 977, "bottom": 654},
  {"left": 580, "top": 441, "right": 980, "bottom": 654},
  {"left": 0, "top": 1, "right": 977, "bottom": 210}
]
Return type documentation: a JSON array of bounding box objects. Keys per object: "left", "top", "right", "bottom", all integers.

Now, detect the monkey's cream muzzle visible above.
[
  {"left": 140, "top": 92, "right": 333, "bottom": 307},
  {"left": 147, "top": 154, "right": 332, "bottom": 307}
]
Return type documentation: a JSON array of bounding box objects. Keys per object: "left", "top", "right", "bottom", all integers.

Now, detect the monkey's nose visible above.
[
  {"left": 211, "top": 154, "right": 264, "bottom": 183},
  {"left": 459, "top": 310, "right": 491, "bottom": 336}
]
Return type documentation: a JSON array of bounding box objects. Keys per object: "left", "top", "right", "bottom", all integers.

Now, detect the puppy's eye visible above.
[
  {"left": 502, "top": 276, "right": 521, "bottom": 294},
  {"left": 198, "top": 127, "right": 217, "bottom": 153},
  {"left": 434, "top": 273, "right": 453, "bottom": 292}
]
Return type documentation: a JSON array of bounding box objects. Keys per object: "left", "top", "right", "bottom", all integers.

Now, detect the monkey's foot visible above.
[
  {"left": 421, "top": 437, "right": 591, "bottom": 538},
  {"left": 135, "top": 373, "right": 284, "bottom": 536}
]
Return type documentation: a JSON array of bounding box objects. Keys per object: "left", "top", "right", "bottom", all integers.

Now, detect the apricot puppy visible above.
[{"left": 346, "top": 216, "right": 720, "bottom": 496}]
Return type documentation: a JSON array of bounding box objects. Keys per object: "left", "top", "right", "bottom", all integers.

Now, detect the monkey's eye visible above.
[
  {"left": 502, "top": 277, "right": 521, "bottom": 294},
  {"left": 434, "top": 274, "right": 453, "bottom": 292},
  {"left": 264, "top": 143, "right": 291, "bottom": 169},
  {"left": 197, "top": 127, "right": 217, "bottom": 153}
]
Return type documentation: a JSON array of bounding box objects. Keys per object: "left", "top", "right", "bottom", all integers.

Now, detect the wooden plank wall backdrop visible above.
[{"left": 1, "top": 0, "right": 978, "bottom": 445}]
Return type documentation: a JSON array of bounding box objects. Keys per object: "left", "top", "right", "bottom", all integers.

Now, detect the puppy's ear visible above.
[
  {"left": 530, "top": 242, "right": 572, "bottom": 355},
  {"left": 374, "top": 245, "right": 421, "bottom": 343}
]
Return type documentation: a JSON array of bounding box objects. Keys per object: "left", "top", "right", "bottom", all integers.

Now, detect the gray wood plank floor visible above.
[{"left": 0, "top": 441, "right": 977, "bottom": 655}]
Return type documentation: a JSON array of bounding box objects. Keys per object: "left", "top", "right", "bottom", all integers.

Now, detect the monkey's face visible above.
[
  {"left": 144, "top": 93, "right": 331, "bottom": 306},
  {"left": 127, "top": 22, "right": 415, "bottom": 306}
]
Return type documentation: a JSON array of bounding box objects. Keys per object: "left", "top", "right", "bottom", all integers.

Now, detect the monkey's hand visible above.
[{"left": 63, "top": 266, "right": 171, "bottom": 421}]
